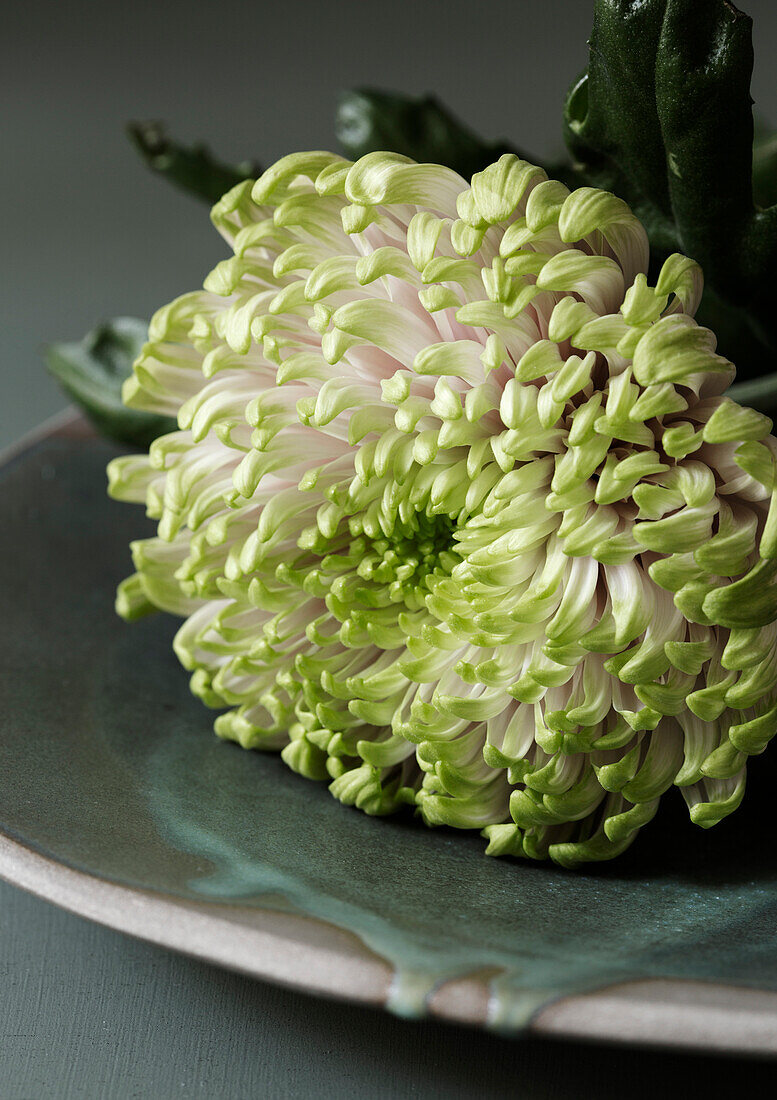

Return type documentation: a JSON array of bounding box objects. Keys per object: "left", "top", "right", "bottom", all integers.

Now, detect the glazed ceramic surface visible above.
[{"left": 3, "top": 416, "right": 777, "bottom": 1051}]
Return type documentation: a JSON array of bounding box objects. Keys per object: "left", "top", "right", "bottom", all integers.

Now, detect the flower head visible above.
[{"left": 109, "top": 151, "right": 777, "bottom": 866}]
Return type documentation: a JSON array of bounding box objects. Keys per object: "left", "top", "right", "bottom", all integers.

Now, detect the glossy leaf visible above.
[
  {"left": 752, "top": 121, "right": 777, "bottom": 209},
  {"left": 128, "top": 121, "right": 259, "bottom": 205},
  {"left": 563, "top": 0, "right": 777, "bottom": 391},
  {"left": 336, "top": 89, "right": 519, "bottom": 179},
  {"left": 564, "top": 1, "right": 753, "bottom": 253},
  {"left": 46, "top": 318, "right": 176, "bottom": 448}
]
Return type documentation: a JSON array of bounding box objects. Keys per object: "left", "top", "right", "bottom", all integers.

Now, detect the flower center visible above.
[
  {"left": 298, "top": 508, "right": 462, "bottom": 623},
  {"left": 354, "top": 513, "right": 461, "bottom": 607}
]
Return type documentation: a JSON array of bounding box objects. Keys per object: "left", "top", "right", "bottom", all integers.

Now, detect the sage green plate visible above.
[{"left": 4, "top": 412, "right": 777, "bottom": 1054}]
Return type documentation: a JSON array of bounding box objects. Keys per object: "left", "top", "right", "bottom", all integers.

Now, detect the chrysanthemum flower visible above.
[{"left": 109, "top": 151, "right": 777, "bottom": 866}]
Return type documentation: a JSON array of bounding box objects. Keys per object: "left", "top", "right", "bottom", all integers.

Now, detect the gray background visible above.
[{"left": 4, "top": 1, "right": 777, "bottom": 1096}]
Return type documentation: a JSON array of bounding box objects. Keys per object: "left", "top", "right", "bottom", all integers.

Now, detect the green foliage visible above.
[
  {"left": 127, "top": 121, "right": 259, "bottom": 205},
  {"left": 336, "top": 89, "right": 518, "bottom": 180},
  {"left": 46, "top": 318, "right": 176, "bottom": 448},
  {"left": 563, "top": 0, "right": 777, "bottom": 391},
  {"left": 334, "top": 6, "right": 777, "bottom": 402}
]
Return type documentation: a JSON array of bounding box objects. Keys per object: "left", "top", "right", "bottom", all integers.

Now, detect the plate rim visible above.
[
  {"left": 4, "top": 409, "right": 777, "bottom": 1055},
  {"left": 5, "top": 828, "right": 777, "bottom": 1054}
]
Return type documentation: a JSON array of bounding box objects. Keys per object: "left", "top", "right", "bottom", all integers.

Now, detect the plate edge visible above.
[
  {"left": 5, "top": 412, "right": 777, "bottom": 1053},
  {"left": 4, "top": 830, "right": 777, "bottom": 1053}
]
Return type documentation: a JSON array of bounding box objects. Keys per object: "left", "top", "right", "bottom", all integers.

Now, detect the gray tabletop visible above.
[
  {"left": 5, "top": 1, "right": 777, "bottom": 1095},
  {"left": 4, "top": 877, "right": 777, "bottom": 1099}
]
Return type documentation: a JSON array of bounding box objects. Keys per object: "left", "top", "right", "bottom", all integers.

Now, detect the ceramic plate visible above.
[{"left": 3, "top": 412, "right": 777, "bottom": 1054}]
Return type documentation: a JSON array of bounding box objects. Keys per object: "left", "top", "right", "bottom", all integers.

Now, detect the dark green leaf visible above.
[
  {"left": 128, "top": 121, "right": 259, "bottom": 204},
  {"left": 654, "top": 3, "right": 755, "bottom": 287},
  {"left": 752, "top": 120, "right": 777, "bottom": 209},
  {"left": 564, "top": 1, "right": 754, "bottom": 256},
  {"left": 45, "top": 318, "right": 176, "bottom": 448},
  {"left": 336, "top": 89, "right": 521, "bottom": 179},
  {"left": 564, "top": 1, "right": 777, "bottom": 393}
]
